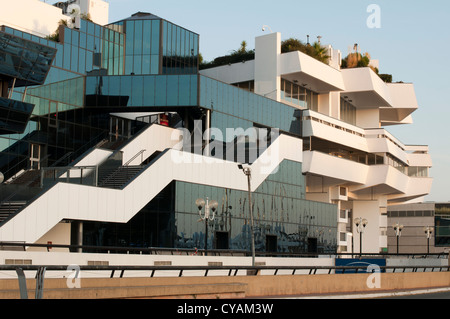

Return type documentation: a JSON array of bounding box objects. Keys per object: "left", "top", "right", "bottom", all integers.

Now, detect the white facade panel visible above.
[
  {"left": 280, "top": 51, "right": 345, "bottom": 93},
  {"left": 0, "top": 0, "right": 68, "bottom": 37},
  {"left": 303, "top": 151, "right": 368, "bottom": 184},
  {"left": 0, "top": 130, "right": 302, "bottom": 244}
]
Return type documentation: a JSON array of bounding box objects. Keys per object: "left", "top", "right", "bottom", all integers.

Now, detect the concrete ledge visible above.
[{"left": 1, "top": 272, "right": 450, "bottom": 299}]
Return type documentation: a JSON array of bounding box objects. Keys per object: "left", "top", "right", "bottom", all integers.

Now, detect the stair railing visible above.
[
  {"left": 98, "top": 149, "right": 146, "bottom": 188},
  {"left": 123, "top": 149, "right": 146, "bottom": 167}
]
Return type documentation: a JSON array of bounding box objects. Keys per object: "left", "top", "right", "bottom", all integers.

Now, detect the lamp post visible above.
[
  {"left": 238, "top": 164, "right": 256, "bottom": 267},
  {"left": 196, "top": 197, "right": 218, "bottom": 256},
  {"left": 424, "top": 226, "right": 434, "bottom": 254},
  {"left": 354, "top": 217, "right": 368, "bottom": 258},
  {"left": 393, "top": 223, "right": 404, "bottom": 255}
]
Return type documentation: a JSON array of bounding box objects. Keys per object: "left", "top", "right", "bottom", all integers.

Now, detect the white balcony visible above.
[
  {"left": 352, "top": 165, "right": 409, "bottom": 194},
  {"left": 387, "top": 177, "right": 433, "bottom": 203},
  {"left": 303, "top": 151, "right": 368, "bottom": 185},
  {"left": 380, "top": 83, "right": 419, "bottom": 125},
  {"left": 302, "top": 110, "right": 368, "bottom": 152},
  {"left": 365, "top": 128, "right": 409, "bottom": 164},
  {"left": 341, "top": 67, "right": 393, "bottom": 108},
  {"left": 280, "top": 51, "right": 345, "bottom": 93}
]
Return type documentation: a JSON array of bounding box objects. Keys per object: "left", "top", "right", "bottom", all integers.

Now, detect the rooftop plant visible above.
[
  {"left": 200, "top": 41, "right": 255, "bottom": 70},
  {"left": 341, "top": 51, "right": 393, "bottom": 83},
  {"left": 281, "top": 38, "right": 330, "bottom": 63}
]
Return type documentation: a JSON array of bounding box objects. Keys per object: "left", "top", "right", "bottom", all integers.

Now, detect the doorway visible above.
[
  {"left": 214, "top": 231, "right": 229, "bottom": 250},
  {"left": 308, "top": 237, "right": 318, "bottom": 253},
  {"left": 266, "top": 235, "right": 278, "bottom": 253}
]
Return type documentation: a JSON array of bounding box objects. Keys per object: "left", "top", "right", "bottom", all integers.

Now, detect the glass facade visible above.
[
  {"left": 0, "top": 12, "right": 338, "bottom": 254},
  {"left": 162, "top": 20, "right": 199, "bottom": 75},
  {"left": 78, "top": 161, "right": 337, "bottom": 253},
  {"left": 175, "top": 161, "right": 336, "bottom": 253},
  {"left": 435, "top": 204, "right": 450, "bottom": 247},
  {"left": 200, "top": 76, "right": 302, "bottom": 139},
  {"left": 0, "top": 29, "right": 56, "bottom": 86},
  {"left": 123, "top": 19, "right": 160, "bottom": 75},
  {"left": 85, "top": 74, "right": 198, "bottom": 108},
  {"left": 0, "top": 97, "right": 34, "bottom": 134},
  {"left": 280, "top": 78, "right": 318, "bottom": 111}
]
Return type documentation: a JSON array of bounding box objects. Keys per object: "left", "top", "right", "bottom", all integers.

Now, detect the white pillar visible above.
[{"left": 254, "top": 32, "right": 281, "bottom": 101}]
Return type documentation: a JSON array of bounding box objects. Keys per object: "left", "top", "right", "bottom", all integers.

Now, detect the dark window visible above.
[{"left": 266, "top": 235, "right": 278, "bottom": 253}]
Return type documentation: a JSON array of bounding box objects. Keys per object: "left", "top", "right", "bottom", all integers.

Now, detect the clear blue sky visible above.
[{"left": 106, "top": 0, "right": 450, "bottom": 202}]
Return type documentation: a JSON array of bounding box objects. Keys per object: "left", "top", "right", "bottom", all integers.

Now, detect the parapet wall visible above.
[{"left": 1, "top": 272, "right": 450, "bottom": 299}]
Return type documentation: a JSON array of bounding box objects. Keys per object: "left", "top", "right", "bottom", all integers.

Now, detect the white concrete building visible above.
[
  {"left": 200, "top": 32, "right": 433, "bottom": 254},
  {"left": 0, "top": 0, "right": 109, "bottom": 38},
  {"left": 0, "top": 0, "right": 432, "bottom": 260}
]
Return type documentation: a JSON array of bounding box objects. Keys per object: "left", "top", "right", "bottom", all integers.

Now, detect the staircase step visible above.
[{"left": 0, "top": 201, "right": 27, "bottom": 224}]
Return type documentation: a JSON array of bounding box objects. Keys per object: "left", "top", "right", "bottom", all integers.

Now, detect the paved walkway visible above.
[{"left": 280, "top": 287, "right": 450, "bottom": 299}]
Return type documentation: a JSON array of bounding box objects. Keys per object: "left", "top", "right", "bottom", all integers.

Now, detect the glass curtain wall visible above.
[
  {"left": 162, "top": 20, "right": 199, "bottom": 75},
  {"left": 0, "top": 21, "right": 124, "bottom": 178},
  {"left": 77, "top": 161, "right": 337, "bottom": 253},
  {"left": 280, "top": 78, "right": 318, "bottom": 111},
  {"left": 124, "top": 19, "right": 160, "bottom": 75},
  {"left": 200, "top": 76, "right": 301, "bottom": 138},
  {"left": 175, "top": 161, "right": 337, "bottom": 253}
]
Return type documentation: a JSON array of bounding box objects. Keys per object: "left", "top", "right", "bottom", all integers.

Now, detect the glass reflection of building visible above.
[{"left": 0, "top": 11, "right": 337, "bottom": 254}]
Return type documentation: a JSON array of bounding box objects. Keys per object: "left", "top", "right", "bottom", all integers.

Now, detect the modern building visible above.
[
  {"left": 387, "top": 202, "right": 450, "bottom": 254},
  {"left": 200, "top": 33, "right": 433, "bottom": 254},
  {"left": 0, "top": 0, "right": 432, "bottom": 257}
]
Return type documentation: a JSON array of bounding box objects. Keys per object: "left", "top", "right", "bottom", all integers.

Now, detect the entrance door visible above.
[
  {"left": 307, "top": 237, "right": 318, "bottom": 253},
  {"left": 215, "top": 231, "right": 229, "bottom": 250},
  {"left": 110, "top": 117, "right": 130, "bottom": 141},
  {"left": 266, "top": 235, "right": 278, "bottom": 253}
]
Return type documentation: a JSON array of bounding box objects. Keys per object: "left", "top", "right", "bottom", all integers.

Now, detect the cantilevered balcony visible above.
[
  {"left": 280, "top": 51, "right": 345, "bottom": 94},
  {"left": 341, "top": 67, "right": 392, "bottom": 108},
  {"left": 302, "top": 109, "right": 368, "bottom": 152},
  {"left": 303, "top": 150, "right": 369, "bottom": 185},
  {"left": 380, "top": 83, "right": 419, "bottom": 126}
]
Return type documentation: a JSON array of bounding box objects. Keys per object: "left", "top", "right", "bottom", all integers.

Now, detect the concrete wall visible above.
[
  {"left": 1, "top": 271, "right": 450, "bottom": 299},
  {"left": 0, "top": 0, "right": 68, "bottom": 38},
  {"left": 254, "top": 32, "right": 281, "bottom": 101}
]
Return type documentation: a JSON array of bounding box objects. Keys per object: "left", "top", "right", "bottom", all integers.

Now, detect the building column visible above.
[
  {"left": 77, "top": 221, "right": 83, "bottom": 253},
  {"left": 254, "top": 32, "right": 281, "bottom": 101},
  {"left": 352, "top": 200, "right": 381, "bottom": 254}
]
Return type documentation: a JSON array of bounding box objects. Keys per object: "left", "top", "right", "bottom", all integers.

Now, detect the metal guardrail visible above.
[
  {"left": 1, "top": 240, "right": 448, "bottom": 300},
  {"left": 2, "top": 264, "right": 450, "bottom": 278},
  {"left": 2, "top": 263, "right": 450, "bottom": 299}
]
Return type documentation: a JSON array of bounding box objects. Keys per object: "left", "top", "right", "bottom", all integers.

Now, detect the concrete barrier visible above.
[{"left": 1, "top": 271, "right": 450, "bottom": 299}]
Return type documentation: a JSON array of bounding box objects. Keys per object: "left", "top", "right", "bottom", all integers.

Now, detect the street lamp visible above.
[
  {"left": 393, "top": 222, "right": 404, "bottom": 255},
  {"left": 354, "top": 217, "right": 368, "bottom": 257},
  {"left": 196, "top": 197, "right": 218, "bottom": 256},
  {"left": 424, "top": 226, "right": 434, "bottom": 254},
  {"left": 238, "top": 164, "right": 256, "bottom": 267}
]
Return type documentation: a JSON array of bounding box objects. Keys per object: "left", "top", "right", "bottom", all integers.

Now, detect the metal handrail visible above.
[
  {"left": 40, "top": 165, "right": 99, "bottom": 187},
  {"left": 123, "top": 149, "right": 146, "bottom": 167},
  {"left": 2, "top": 264, "right": 450, "bottom": 278}
]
